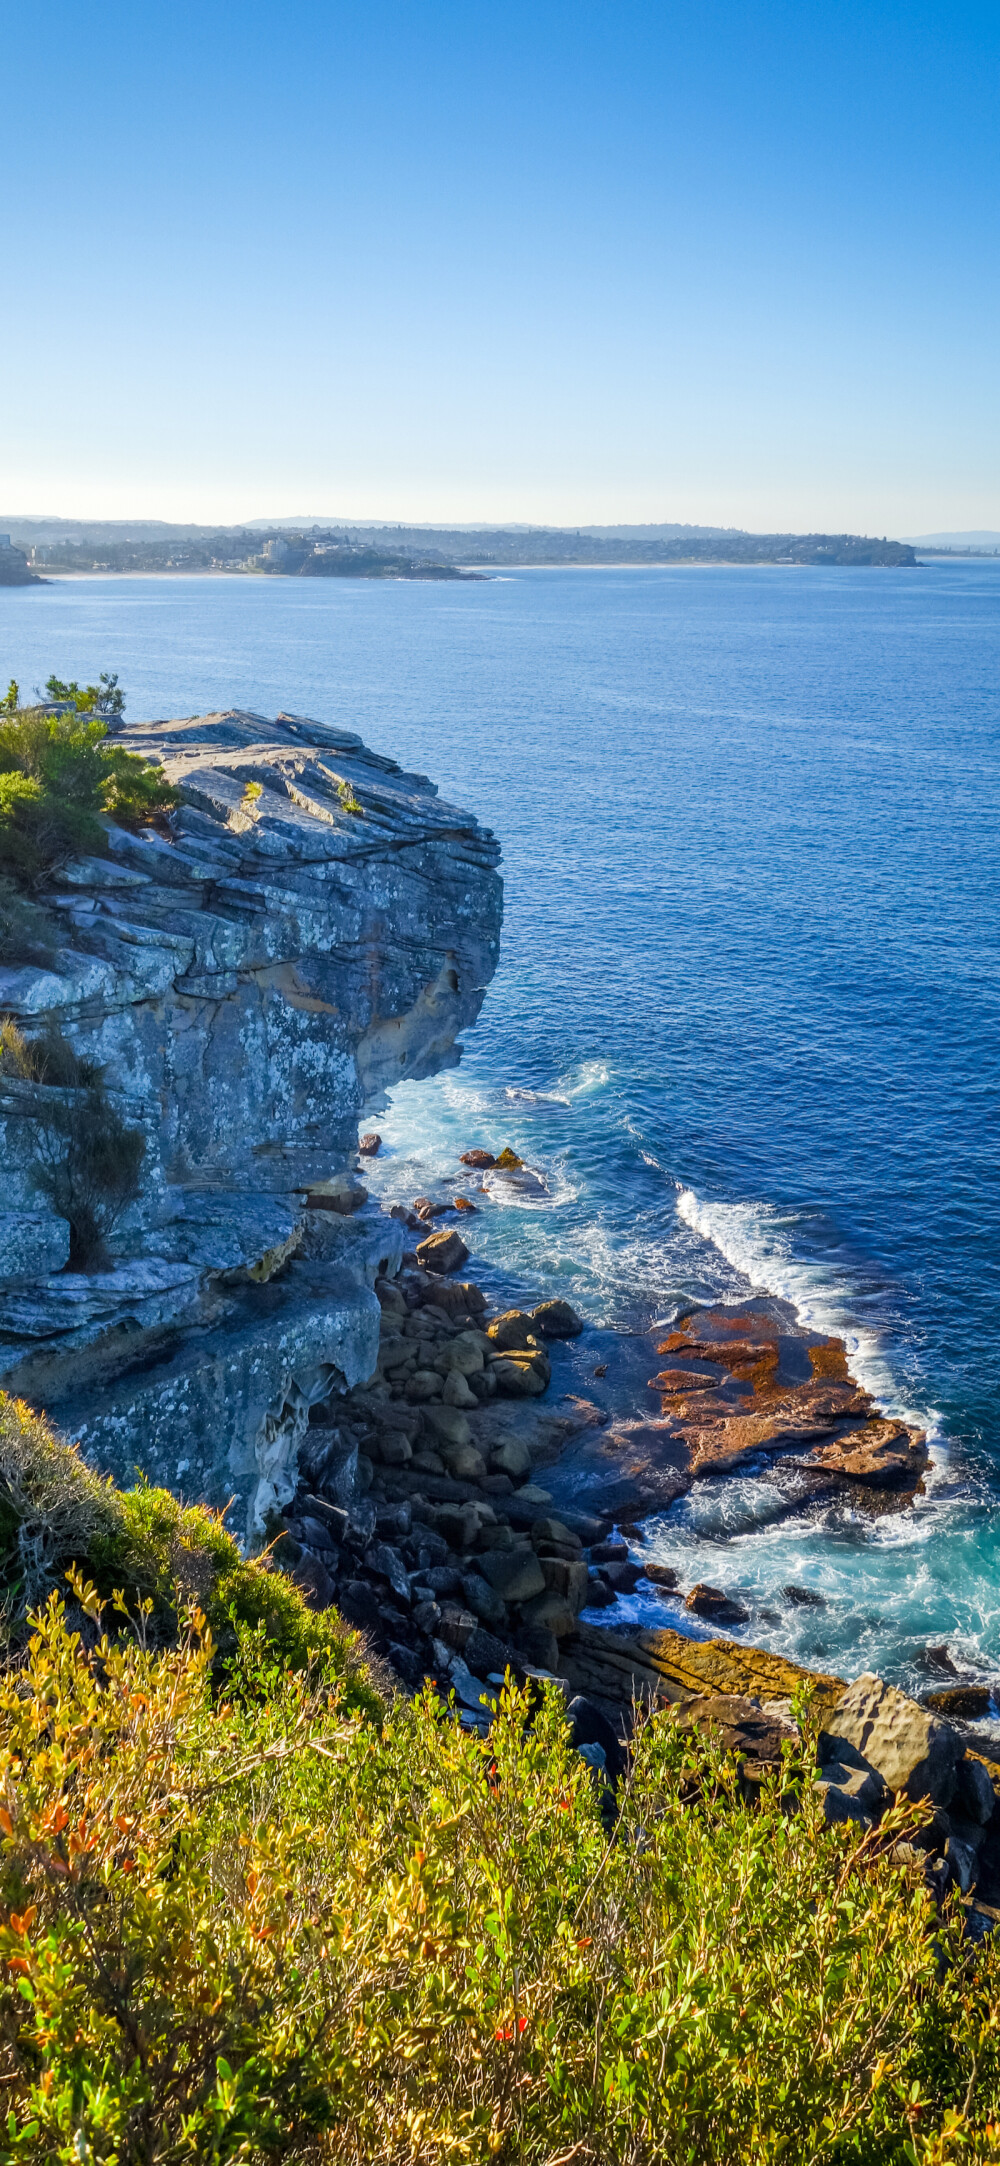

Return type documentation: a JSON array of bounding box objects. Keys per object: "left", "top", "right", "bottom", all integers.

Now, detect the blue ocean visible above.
[{"left": 5, "top": 560, "right": 1000, "bottom": 1690}]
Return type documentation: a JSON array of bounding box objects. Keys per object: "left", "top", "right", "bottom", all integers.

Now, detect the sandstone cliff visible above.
[{"left": 0, "top": 709, "right": 502, "bottom": 1538}]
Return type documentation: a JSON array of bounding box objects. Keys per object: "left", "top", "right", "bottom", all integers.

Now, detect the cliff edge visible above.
[{"left": 0, "top": 708, "right": 502, "bottom": 1537}]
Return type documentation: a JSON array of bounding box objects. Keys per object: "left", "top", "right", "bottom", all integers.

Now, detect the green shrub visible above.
[
  {"left": 0, "top": 1586, "right": 997, "bottom": 2165},
  {"left": 0, "top": 711, "right": 177, "bottom": 886},
  {"left": 44, "top": 670, "right": 125, "bottom": 717}
]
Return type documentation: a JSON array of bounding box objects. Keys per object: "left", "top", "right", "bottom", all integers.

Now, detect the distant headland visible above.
[{"left": 0, "top": 517, "right": 919, "bottom": 577}]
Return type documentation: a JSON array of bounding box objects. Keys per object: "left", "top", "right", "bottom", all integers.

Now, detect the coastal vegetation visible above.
[
  {"left": 0, "top": 1396, "right": 998, "bottom": 2162},
  {"left": 0, "top": 685, "right": 176, "bottom": 887}
]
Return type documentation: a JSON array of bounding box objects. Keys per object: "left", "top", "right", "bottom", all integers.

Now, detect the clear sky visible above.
[{"left": 2, "top": 1, "right": 997, "bottom": 533}]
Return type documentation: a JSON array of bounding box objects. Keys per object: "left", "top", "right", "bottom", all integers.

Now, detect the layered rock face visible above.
[{"left": 0, "top": 710, "right": 502, "bottom": 1537}]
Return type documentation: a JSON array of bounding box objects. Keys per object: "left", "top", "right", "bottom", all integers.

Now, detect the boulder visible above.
[
  {"left": 364, "top": 1542, "right": 411, "bottom": 1604},
  {"left": 338, "top": 1578, "right": 381, "bottom": 1631},
  {"left": 520, "top": 1589, "right": 578, "bottom": 1639},
  {"left": 423, "top": 1404, "right": 473, "bottom": 1450},
  {"left": 494, "top": 1148, "right": 524, "bottom": 1169},
  {"left": 925, "top": 1685, "right": 993, "bottom": 1721},
  {"left": 531, "top": 1298, "right": 584, "bottom": 1338},
  {"left": 684, "top": 1583, "right": 749, "bottom": 1624},
  {"left": 540, "top": 1557, "right": 590, "bottom": 1609},
  {"left": 416, "top": 1228, "right": 470, "bottom": 1275},
  {"left": 461, "top": 1571, "right": 508, "bottom": 1630},
  {"left": 592, "top": 1539, "right": 629, "bottom": 1566},
  {"left": 486, "top": 1310, "right": 535, "bottom": 1351},
  {"left": 478, "top": 1548, "right": 547, "bottom": 1604},
  {"left": 435, "top": 1333, "right": 486, "bottom": 1377},
  {"left": 643, "top": 1562, "right": 680, "bottom": 1590},
  {"left": 567, "top": 1695, "right": 627, "bottom": 1784},
  {"left": 490, "top": 1436, "right": 532, "bottom": 1481},
  {"left": 783, "top": 1584, "right": 826, "bottom": 1608},
  {"left": 516, "top": 1626, "right": 561, "bottom": 1673},
  {"left": 822, "top": 1673, "right": 962, "bottom": 1807},
  {"left": 441, "top": 1443, "right": 488, "bottom": 1482},
  {"left": 815, "top": 1759, "right": 887, "bottom": 1823},
  {"left": 585, "top": 1572, "right": 616, "bottom": 1608},
  {"left": 464, "top": 1625, "right": 513, "bottom": 1679},
  {"left": 378, "top": 1432, "right": 413, "bottom": 1466},
  {"left": 442, "top": 1369, "right": 479, "bottom": 1409},
  {"left": 531, "top": 1516, "right": 581, "bottom": 1550},
  {"left": 491, "top": 1357, "right": 548, "bottom": 1398},
  {"left": 953, "top": 1756, "right": 997, "bottom": 1826},
  {"left": 359, "top": 1132, "right": 382, "bottom": 1155},
  {"left": 438, "top": 1605, "right": 477, "bottom": 1652},
  {"left": 603, "top": 1561, "right": 642, "bottom": 1595},
  {"left": 406, "top": 1370, "right": 443, "bottom": 1403},
  {"left": 459, "top": 1149, "right": 496, "bottom": 1168}
]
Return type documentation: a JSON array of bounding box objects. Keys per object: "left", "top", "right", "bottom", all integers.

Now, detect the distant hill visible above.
[
  {"left": 1, "top": 517, "right": 919, "bottom": 573},
  {"left": 903, "top": 531, "right": 1000, "bottom": 550}
]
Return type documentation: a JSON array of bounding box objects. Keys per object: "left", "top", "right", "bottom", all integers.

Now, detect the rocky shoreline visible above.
[{"left": 269, "top": 1162, "right": 1000, "bottom": 1919}]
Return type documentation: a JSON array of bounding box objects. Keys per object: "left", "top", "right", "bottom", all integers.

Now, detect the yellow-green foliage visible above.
[
  {"left": 0, "top": 1577, "right": 999, "bottom": 2163},
  {"left": 0, "top": 1395, "right": 369, "bottom": 1693}
]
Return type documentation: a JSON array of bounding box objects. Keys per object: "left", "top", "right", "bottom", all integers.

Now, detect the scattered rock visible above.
[
  {"left": 358, "top": 1132, "right": 382, "bottom": 1155},
  {"left": 453, "top": 1196, "right": 479, "bottom": 1212},
  {"left": 415, "top": 1228, "right": 470, "bottom": 1275},
  {"left": 495, "top": 1147, "right": 524, "bottom": 1169},
  {"left": 642, "top": 1562, "right": 680, "bottom": 1590},
  {"left": 592, "top": 1363, "right": 607, "bottom": 1378},
  {"left": 915, "top": 1645, "right": 960, "bottom": 1677},
  {"left": 459, "top": 1149, "right": 496, "bottom": 1168},
  {"left": 684, "top": 1584, "right": 750, "bottom": 1625},
  {"left": 924, "top": 1684, "right": 993, "bottom": 1720},
  {"left": 531, "top": 1299, "right": 584, "bottom": 1339}
]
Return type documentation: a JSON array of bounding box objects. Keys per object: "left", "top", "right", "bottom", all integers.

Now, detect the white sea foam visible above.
[{"left": 675, "top": 1185, "right": 937, "bottom": 1440}]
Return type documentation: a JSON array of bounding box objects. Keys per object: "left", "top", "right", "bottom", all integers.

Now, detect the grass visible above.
[{"left": 0, "top": 1394, "right": 372, "bottom": 1692}]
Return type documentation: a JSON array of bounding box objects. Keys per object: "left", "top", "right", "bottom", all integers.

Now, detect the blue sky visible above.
[{"left": 2, "top": 1, "right": 997, "bottom": 531}]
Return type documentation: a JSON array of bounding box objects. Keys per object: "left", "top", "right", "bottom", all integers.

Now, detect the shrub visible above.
[
  {"left": 0, "top": 883, "right": 58, "bottom": 970},
  {"left": 337, "top": 779, "right": 364, "bottom": 816},
  {"left": 44, "top": 670, "right": 125, "bottom": 717},
  {"left": 0, "top": 711, "right": 177, "bottom": 886},
  {"left": 0, "top": 1596, "right": 997, "bottom": 2165}
]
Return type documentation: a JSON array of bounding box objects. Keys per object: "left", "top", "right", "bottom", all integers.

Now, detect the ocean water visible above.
[{"left": 5, "top": 561, "right": 1000, "bottom": 1691}]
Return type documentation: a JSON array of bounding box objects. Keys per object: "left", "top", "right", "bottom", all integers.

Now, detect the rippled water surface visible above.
[{"left": 6, "top": 561, "right": 1000, "bottom": 1684}]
